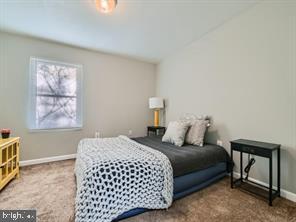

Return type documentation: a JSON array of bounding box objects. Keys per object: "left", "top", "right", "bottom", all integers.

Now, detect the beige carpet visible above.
[{"left": 0, "top": 160, "right": 295, "bottom": 222}]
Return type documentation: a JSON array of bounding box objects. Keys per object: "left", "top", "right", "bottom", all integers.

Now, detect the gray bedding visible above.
[{"left": 133, "top": 135, "right": 230, "bottom": 177}]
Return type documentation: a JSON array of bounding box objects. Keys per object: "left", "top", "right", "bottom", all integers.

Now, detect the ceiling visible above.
[{"left": 0, "top": 0, "right": 259, "bottom": 63}]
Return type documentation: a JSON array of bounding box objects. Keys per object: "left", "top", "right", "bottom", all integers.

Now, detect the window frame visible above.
[{"left": 28, "top": 57, "right": 83, "bottom": 131}]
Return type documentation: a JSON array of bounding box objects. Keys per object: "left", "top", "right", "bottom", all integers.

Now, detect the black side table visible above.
[
  {"left": 230, "top": 139, "right": 281, "bottom": 206},
  {"left": 147, "top": 126, "right": 166, "bottom": 136}
]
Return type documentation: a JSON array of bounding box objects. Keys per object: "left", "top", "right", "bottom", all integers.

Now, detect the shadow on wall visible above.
[
  {"left": 160, "top": 99, "right": 168, "bottom": 126},
  {"left": 204, "top": 116, "right": 220, "bottom": 145},
  {"left": 204, "top": 122, "right": 231, "bottom": 149},
  {"left": 282, "top": 147, "right": 295, "bottom": 191},
  {"left": 205, "top": 130, "right": 220, "bottom": 145}
]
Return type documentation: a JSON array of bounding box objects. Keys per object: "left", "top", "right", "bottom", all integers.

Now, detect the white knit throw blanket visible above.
[{"left": 74, "top": 135, "right": 173, "bottom": 222}]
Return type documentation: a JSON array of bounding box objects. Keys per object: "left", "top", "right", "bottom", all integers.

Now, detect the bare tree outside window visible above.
[{"left": 29, "top": 58, "right": 82, "bottom": 130}]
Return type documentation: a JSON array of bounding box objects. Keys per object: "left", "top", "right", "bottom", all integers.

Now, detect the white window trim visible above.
[{"left": 28, "top": 57, "right": 83, "bottom": 131}]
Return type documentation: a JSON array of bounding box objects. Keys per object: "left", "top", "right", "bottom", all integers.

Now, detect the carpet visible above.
[{"left": 0, "top": 160, "right": 295, "bottom": 222}]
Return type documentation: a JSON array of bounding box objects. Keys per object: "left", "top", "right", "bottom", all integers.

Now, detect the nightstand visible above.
[
  {"left": 147, "top": 126, "right": 166, "bottom": 136},
  {"left": 230, "top": 139, "right": 281, "bottom": 206}
]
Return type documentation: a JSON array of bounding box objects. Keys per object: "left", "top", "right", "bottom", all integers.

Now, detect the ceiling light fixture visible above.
[{"left": 95, "top": 0, "right": 117, "bottom": 14}]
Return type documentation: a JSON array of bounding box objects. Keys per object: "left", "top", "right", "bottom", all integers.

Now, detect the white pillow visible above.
[
  {"left": 162, "top": 121, "right": 189, "bottom": 147},
  {"left": 185, "top": 119, "right": 209, "bottom": 146}
]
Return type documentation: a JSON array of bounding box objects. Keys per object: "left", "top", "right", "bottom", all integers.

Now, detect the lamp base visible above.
[{"left": 154, "top": 110, "right": 159, "bottom": 127}]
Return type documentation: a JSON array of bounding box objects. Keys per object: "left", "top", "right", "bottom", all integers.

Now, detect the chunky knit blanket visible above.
[{"left": 74, "top": 135, "right": 173, "bottom": 222}]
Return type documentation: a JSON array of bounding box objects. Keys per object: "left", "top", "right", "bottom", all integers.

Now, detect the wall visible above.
[
  {"left": 0, "top": 32, "right": 156, "bottom": 160},
  {"left": 157, "top": 1, "right": 296, "bottom": 194}
]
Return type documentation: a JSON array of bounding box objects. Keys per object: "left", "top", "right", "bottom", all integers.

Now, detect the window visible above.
[{"left": 28, "top": 57, "right": 83, "bottom": 130}]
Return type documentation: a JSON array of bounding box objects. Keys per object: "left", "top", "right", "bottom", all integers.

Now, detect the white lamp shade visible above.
[{"left": 149, "top": 97, "right": 164, "bottom": 109}]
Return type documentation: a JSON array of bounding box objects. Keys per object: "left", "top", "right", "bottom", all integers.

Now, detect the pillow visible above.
[
  {"left": 179, "top": 114, "right": 211, "bottom": 127},
  {"left": 162, "top": 121, "right": 189, "bottom": 147},
  {"left": 185, "top": 119, "right": 209, "bottom": 146}
]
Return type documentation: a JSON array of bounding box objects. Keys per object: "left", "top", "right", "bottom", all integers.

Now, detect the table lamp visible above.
[{"left": 149, "top": 97, "right": 164, "bottom": 127}]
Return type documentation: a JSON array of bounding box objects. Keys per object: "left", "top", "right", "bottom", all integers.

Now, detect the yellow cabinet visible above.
[{"left": 0, "top": 137, "right": 20, "bottom": 190}]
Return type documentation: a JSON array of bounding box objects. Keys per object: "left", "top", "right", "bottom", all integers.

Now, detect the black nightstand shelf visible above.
[
  {"left": 230, "top": 139, "right": 281, "bottom": 206},
  {"left": 147, "top": 126, "right": 166, "bottom": 136},
  {"left": 233, "top": 179, "right": 279, "bottom": 201}
]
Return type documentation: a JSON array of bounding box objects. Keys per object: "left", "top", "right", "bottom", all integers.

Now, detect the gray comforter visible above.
[{"left": 133, "top": 136, "right": 230, "bottom": 177}]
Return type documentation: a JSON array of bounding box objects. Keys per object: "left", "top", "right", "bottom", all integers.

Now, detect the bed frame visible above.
[{"left": 114, "top": 162, "right": 227, "bottom": 221}]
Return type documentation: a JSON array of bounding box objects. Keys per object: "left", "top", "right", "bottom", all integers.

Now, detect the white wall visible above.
[
  {"left": 157, "top": 1, "right": 296, "bottom": 194},
  {"left": 0, "top": 32, "right": 156, "bottom": 160}
]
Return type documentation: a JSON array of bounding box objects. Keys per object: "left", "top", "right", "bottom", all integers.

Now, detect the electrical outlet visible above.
[
  {"left": 95, "top": 132, "right": 101, "bottom": 138},
  {"left": 217, "top": 140, "right": 223, "bottom": 146},
  {"left": 128, "top": 130, "right": 133, "bottom": 136}
]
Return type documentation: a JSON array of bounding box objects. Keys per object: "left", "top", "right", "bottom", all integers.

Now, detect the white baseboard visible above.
[
  {"left": 19, "top": 156, "right": 296, "bottom": 203},
  {"left": 233, "top": 172, "right": 296, "bottom": 203},
  {"left": 20, "top": 154, "right": 76, "bottom": 167}
]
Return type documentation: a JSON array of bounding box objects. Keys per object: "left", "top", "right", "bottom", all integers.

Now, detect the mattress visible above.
[
  {"left": 133, "top": 135, "right": 230, "bottom": 177},
  {"left": 115, "top": 162, "right": 227, "bottom": 221}
]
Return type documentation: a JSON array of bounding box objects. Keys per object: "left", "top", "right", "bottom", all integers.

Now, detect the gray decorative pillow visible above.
[
  {"left": 162, "top": 121, "right": 189, "bottom": 147},
  {"left": 185, "top": 119, "right": 209, "bottom": 146}
]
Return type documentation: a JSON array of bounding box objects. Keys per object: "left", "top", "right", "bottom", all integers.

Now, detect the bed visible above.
[
  {"left": 115, "top": 135, "right": 230, "bottom": 221},
  {"left": 75, "top": 135, "right": 230, "bottom": 222}
]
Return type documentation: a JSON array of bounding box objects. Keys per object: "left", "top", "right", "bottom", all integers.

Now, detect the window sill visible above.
[{"left": 28, "top": 127, "right": 83, "bottom": 133}]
